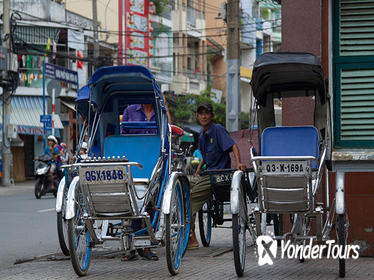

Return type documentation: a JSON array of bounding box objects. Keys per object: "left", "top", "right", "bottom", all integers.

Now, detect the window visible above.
[{"left": 333, "top": 0, "right": 374, "bottom": 148}]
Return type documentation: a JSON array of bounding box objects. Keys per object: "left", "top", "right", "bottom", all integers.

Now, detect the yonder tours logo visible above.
[{"left": 256, "top": 235, "right": 360, "bottom": 266}]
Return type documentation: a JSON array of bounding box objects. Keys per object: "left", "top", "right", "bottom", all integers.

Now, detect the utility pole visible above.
[
  {"left": 225, "top": 0, "right": 241, "bottom": 132},
  {"left": 1, "top": 0, "right": 14, "bottom": 186},
  {"left": 92, "top": 0, "right": 100, "bottom": 70}
]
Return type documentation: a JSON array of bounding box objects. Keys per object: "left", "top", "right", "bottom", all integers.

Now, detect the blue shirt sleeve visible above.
[
  {"left": 44, "top": 146, "right": 51, "bottom": 155},
  {"left": 216, "top": 124, "right": 235, "bottom": 152},
  {"left": 120, "top": 108, "right": 129, "bottom": 134}
]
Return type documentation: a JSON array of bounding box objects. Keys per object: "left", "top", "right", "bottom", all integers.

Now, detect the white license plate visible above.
[
  {"left": 79, "top": 166, "right": 127, "bottom": 185},
  {"left": 263, "top": 161, "right": 307, "bottom": 174}
]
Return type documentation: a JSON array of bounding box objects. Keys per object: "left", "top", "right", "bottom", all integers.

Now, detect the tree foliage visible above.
[
  {"left": 165, "top": 90, "right": 250, "bottom": 130},
  {"left": 165, "top": 90, "right": 226, "bottom": 127}
]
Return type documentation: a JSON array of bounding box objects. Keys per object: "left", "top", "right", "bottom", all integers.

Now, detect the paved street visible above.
[
  {"left": 0, "top": 181, "right": 373, "bottom": 279},
  {"left": 0, "top": 181, "right": 60, "bottom": 270}
]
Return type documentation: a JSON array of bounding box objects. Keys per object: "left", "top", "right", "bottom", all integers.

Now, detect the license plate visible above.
[
  {"left": 134, "top": 239, "right": 151, "bottom": 247},
  {"left": 79, "top": 166, "right": 127, "bottom": 185},
  {"left": 212, "top": 173, "right": 233, "bottom": 185},
  {"left": 263, "top": 161, "right": 307, "bottom": 174}
]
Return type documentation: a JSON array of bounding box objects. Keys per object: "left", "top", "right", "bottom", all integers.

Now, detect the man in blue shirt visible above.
[
  {"left": 188, "top": 102, "right": 246, "bottom": 249},
  {"left": 120, "top": 104, "right": 157, "bottom": 134}
]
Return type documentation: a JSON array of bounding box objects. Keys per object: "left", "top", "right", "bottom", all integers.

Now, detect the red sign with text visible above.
[{"left": 119, "top": 0, "right": 151, "bottom": 67}]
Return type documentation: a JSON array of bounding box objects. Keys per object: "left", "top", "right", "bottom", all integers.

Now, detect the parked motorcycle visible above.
[{"left": 34, "top": 154, "right": 60, "bottom": 199}]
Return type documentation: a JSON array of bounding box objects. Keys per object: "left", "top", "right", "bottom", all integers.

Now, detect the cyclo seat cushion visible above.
[
  {"left": 261, "top": 126, "right": 319, "bottom": 168},
  {"left": 104, "top": 135, "right": 161, "bottom": 179}
]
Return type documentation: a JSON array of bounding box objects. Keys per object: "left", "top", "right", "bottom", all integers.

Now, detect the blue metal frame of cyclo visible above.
[
  {"left": 76, "top": 65, "right": 166, "bottom": 119},
  {"left": 134, "top": 156, "right": 169, "bottom": 236},
  {"left": 88, "top": 65, "right": 166, "bottom": 111}
]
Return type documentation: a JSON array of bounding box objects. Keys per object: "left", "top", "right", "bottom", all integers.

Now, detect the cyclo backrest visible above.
[
  {"left": 259, "top": 126, "right": 320, "bottom": 213},
  {"left": 104, "top": 135, "right": 161, "bottom": 179}
]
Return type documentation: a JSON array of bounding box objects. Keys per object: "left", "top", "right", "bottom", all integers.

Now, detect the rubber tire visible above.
[
  {"left": 337, "top": 214, "right": 346, "bottom": 278},
  {"left": 233, "top": 180, "right": 248, "bottom": 277},
  {"left": 67, "top": 183, "right": 91, "bottom": 276},
  {"left": 34, "top": 179, "right": 43, "bottom": 199},
  {"left": 57, "top": 212, "right": 70, "bottom": 256},
  {"left": 67, "top": 218, "right": 91, "bottom": 276},
  {"left": 165, "top": 180, "right": 184, "bottom": 275},
  {"left": 182, "top": 187, "right": 191, "bottom": 256},
  {"left": 52, "top": 179, "right": 60, "bottom": 198},
  {"left": 232, "top": 214, "right": 246, "bottom": 277},
  {"left": 198, "top": 201, "right": 212, "bottom": 247}
]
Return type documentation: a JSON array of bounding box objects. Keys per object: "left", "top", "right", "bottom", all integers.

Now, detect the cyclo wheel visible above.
[
  {"left": 182, "top": 186, "right": 191, "bottom": 256},
  {"left": 57, "top": 178, "right": 70, "bottom": 256},
  {"left": 166, "top": 179, "right": 185, "bottom": 275},
  {"left": 198, "top": 201, "right": 212, "bottom": 247},
  {"left": 232, "top": 178, "right": 248, "bottom": 277},
  {"left": 67, "top": 182, "right": 92, "bottom": 276},
  {"left": 337, "top": 214, "right": 348, "bottom": 278},
  {"left": 57, "top": 212, "right": 70, "bottom": 256}
]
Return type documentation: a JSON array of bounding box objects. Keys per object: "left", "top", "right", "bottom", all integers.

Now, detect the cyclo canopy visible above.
[
  {"left": 250, "top": 52, "right": 331, "bottom": 156},
  {"left": 76, "top": 65, "right": 169, "bottom": 161}
]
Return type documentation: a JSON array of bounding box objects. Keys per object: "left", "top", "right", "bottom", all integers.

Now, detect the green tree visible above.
[
  {"left": 152, "top": 0, "right": 169, "bottom": 16},
  {"left": 165, "top": 90, "right": 227, "bottom": 127}
]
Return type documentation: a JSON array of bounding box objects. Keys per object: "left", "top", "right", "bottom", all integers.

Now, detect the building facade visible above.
[
  {"left": 205, "top": 0, "right": 281, "bottom": 116},
  {"left": 0, "top": 0, "right": 115, "bottom": 181},
  {"left": 281, "top": 0, "right": 374, "bottom": 256}
]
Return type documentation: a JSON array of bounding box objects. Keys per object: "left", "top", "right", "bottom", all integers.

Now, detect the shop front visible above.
[{"left": 0, "top": 95, "right": 64, "bottom": 181}]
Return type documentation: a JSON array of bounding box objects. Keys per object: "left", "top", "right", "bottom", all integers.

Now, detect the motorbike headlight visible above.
[{"left": 36, "top": 166, "right": 48, "bottom": 175}]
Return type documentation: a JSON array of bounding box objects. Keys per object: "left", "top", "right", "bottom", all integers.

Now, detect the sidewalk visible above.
[
  {"left": 0, "top": 180, "right": 36, "bottom": 196},
  {"left": 0, "top": 225, "right": 372, "bottom": 280}
]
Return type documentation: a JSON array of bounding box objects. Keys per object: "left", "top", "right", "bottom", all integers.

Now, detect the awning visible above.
[
  {"left": 61, "top": 100, "right": 76, "bottom": 111},
  {"left": 0, "top": 96, "right": 64, "bottom": 135}
]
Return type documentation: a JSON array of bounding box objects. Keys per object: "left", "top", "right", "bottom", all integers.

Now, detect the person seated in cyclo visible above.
[
  {"left": 120, "top": 104, "right": 157, "bottom": 135},
  {"left": 120, "top": 103, "right": 159, "bottom": 261},
  {"left": 187, "top": 102, "right": 246, "bottom": 249}
]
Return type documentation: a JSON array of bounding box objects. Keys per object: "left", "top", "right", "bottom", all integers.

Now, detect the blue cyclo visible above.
[{"left": 56, "top": 65, "right": 191, "bottom": 276}]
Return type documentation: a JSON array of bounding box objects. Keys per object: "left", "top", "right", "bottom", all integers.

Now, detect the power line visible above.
[
  {"left": 14, "top": 35, "right": 274, "bottom": 63},
  {"left": 12, "top": 20, "right": 280, "bottom": 44},
  {"left": 12, "top": 8, "right": 280, "bottom": 36},
  {"left": 12, "top": 22, "right": 276, "bottom": 61}
]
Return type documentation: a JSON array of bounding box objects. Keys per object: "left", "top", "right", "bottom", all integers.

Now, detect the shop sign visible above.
[
  {"left": 17, "top": 126, "right": 44, "bottom": 135},
  {"left": 44, "top": 63, "right": 78, "bottom": 86},
  {"left": 119, "top": 0, "right": 151, "bottom": 67}
]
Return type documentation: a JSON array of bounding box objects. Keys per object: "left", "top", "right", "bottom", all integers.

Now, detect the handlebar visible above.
[{"left": 35, "top": 154, "right": 53, "bottom": 163}]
